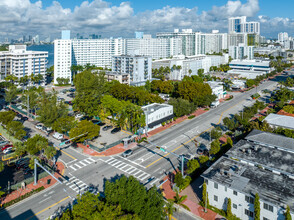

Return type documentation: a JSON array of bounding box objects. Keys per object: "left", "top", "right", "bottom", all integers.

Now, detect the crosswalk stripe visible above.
[
  {"left": 69, "top": 165, "right": 77, "bottom": 171},
  {"left": 140, "top": 174, "right": 150, "bottom": 181},
  {"left": 132, "top": 170, "right": 142, "bottom": 176},
  {"left": 124, "top": 166, "right": 134, "bottom": 172},
  {"left": 66, "top": 178, "right": 77, "bottom": 185},
  {"left": 116, "top": 163, "right": 127, "bottom": 169},
  {"left": 87, "top": 157, "right": 95, "bottom": 162},
  {"left": 75, "top": 164, "right": 82, "bottom": 168},
  {"left": 113, "top": 162, "right": 125, "bottom": 168},
  {"left": 75, "top": 180, "right": 84, "bottom": 185},
  {"left": 108, "top": 159, "right": 118, "bottom": 165},
  {"left": 70, "top": 186, "right": 79, "bottom": 192},
  {"left": 136, "top": 172, "right": 147, "bottom": 179},
  {"left": 110, "top": 161, "right": 121, "bottom": 166},
  {"left": 83, "top": 159, "right": 92, "bottom": 164},
  {"left": 105, "top": 157, "right": 114, "bottom": 162},
  {"left": 128, "top": 168, "right": 137, "bottom": 174},
  {"left": 79, "top": 161, "right": 87, "bottom": 166}
]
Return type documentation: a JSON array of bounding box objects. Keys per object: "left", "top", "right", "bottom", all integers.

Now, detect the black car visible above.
[
  {"left": 111, "top": 127, "right": 121, "bottom": 134},
  {"left": 80, "top": 116, "right": 92, "bottom": 121},
  {"left": 102, "top": 125, "right": 113, "bottom": 131}
]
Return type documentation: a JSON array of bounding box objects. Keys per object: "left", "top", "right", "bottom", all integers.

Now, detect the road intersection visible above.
[{"left": 0, "top": 77, "right": 281, "bottom": 220}]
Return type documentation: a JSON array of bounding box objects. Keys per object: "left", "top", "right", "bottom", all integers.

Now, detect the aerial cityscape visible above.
[{"left": 0, "top": 0, "right": 293, "bottom": 220}]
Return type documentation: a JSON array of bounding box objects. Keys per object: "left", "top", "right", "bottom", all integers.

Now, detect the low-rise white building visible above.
[
  {"left": 152, "top": 54, "right": 228, "bottom": 81},
  {"left": 227, "top": 69, "right": 266, "bottom": 79},
  {"left": 229, "top": 60, "right": 271, "bottom": 73},
  {"left": 0, "top": 45, "right": 48, "bottom": 81},
  {"left": 92, "top": 70, "right": 130, "bottom": 85},
  {"left": 142, "top": 103, "right": 174, "bottom": 131},
  {"left": 202, "top": 130, "right": 294, "bottom": 220},
  {"left": 207, "top": 81, "right": 225, "bottom": 100}
]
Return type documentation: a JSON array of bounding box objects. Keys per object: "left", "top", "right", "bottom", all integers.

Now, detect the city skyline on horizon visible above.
[{"left": 1, "top": 0, "right": 294, "bottom": 41}]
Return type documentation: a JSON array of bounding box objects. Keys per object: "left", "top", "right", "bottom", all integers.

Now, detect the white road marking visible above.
[
  {"left": 110, "top": 161, "right": 121, "bottom": 166},
  {"left": 74, "top": 163, "right": 82, "bottom": 169},
  {"left": 79, "top": 161, "right": 87, "bottom": 166},
  {"left": 105, "top": 157, "right": 115, "bottom": 162},
  {"left": 140, "top": 174, "right": 150, "bottom": 181},
  {"left": 39, "top": 196, "right": 52, "bottom": 204},
  {"left": 69, "top": 165, "right": 77, "bottom": 171},
  {"left": 87, "top": 157, "right": 95, "bottom": 162}
]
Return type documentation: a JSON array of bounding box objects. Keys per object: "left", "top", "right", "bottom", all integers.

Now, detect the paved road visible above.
[{"left": 0, "top": 76, "right": 283, "bottom": 220}]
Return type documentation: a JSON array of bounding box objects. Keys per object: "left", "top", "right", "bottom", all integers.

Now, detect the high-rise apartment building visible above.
[
  {"left": 228, "top": 16, "right": 260, "bottom": 35},
  {"left": 126, "top": 34, "right": 182, "bottom": 59},
  {"left": 157, "top": 29, "right": 228, "bottom": 56},
  {"left": 112, "top": 55, "right": 152, "bottom": 83},
  {"left": 54, "top": 38, "right": 125, "bottom": 84},
  {"left": 0, "top": 45, "right": 48, "bottom": 81}
]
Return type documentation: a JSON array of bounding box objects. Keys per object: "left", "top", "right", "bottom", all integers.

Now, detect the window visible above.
[
  {"left": 245, "top": 209, "right": 254, "bottom": 217},
  {"left": 245, "top": 195, "right": 254, "bottom": 204},
  {"left": 214, "top": 195, "right": 218, "bottom": 202},
  {"left": 233, "top": 203, "right": 237, "bottom": 209},
  {"left": 263, "top": 203, "right": 273, "bottom": 212},
  {"left": 233, "top": 191, "right": 238, "bottom": 196},
  {"left": 263, "top": 218, "right": 270, "bottom": 220},
  {"left": 214, "top": 183, "right": 218, "bottom": 189}
]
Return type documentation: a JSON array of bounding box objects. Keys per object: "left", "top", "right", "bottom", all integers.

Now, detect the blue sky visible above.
[
  {"left": 1, "top": 0, "right": 294, "bottom": 40},
  {"left": 36, "top": 0, "right": 294, "bottom": 18}
]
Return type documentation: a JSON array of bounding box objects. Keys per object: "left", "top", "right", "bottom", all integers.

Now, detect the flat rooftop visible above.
[
  {"left": 142, "top": 103, "right": 171, "bottom": 113},
  {"left": 202, "top": 157, "right": 294, "bottom": 210},
  {"left": 245, "top": 129, "right": 294, "bottom": 152},
  {"left": 228, "top": 139, "right": 294, "bottom": 176},
  {"left": 263, "top": 113, "right": 294, "bottom": 130}
]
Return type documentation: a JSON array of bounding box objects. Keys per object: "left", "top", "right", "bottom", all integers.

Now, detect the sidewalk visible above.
[
  {"left": 161, "top": 175, "right": 223, "bottom": 220},
  {"left": 77, "top": 142, "right": 138, "bottom": 157},
  {"left": 1, "top": 162, "right": 65, "bottom": 205}
]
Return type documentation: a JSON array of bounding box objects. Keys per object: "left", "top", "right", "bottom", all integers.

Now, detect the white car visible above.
[
  {"left": 35, "top": 124, "right": 43, "bottom": 130},
  {"left": 3, "top": 147, "right": 13, "bottom": 154},
  {"left": 53, "top": 132, "right": 63, "bottom": 140},
  {"left": 75, "top": 114, "right": 83, "bottom": 119}
]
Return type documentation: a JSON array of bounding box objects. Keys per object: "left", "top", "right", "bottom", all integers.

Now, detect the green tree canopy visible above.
[
  {"left": 5, "top": 85, "right": 18, "bottom": 105},
  {"left": 37, "top": 91, "right": 68, "bottom": 127},
  {"left": 25, "top": 134, "right": 48, "bottom": 155},
  {"left": 186, "top": 159, "right": 200, "bottom": 174},
  {"left": 254, "top": 193, "right": 260, "bottom": 220},
  {"left": 104, "top": 175, "right": 165, "bottom": 220},
  {"left": 69, "top": 120, "right": 100, "bottom": 143},
  {"left": 168, "top": 98, "right": 196, "bottom": 117},
  {"left": 52, "top": 116, "right": 77, "bottom": 134},
  {"left": 0, "top": 111, "right": 16, "bottom": 126},
  {"left": 210, "top": 139, "right": 220, "bottom": 155},
  {"left": 6, "top": 121, "right": 26, "bottom": 139}
]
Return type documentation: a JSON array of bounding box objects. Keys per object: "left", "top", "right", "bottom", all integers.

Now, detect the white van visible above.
[{"left": 53, "top": 132, "right": 63, "bottom": 140}]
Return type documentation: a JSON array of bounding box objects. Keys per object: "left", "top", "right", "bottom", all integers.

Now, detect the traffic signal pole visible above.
[{"left": 146, "top": 140, "right": 185, "bottom": 176}]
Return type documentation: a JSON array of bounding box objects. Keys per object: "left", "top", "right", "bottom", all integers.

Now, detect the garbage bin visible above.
[{"left": 47, "top": 179, "right": 51, "bottom": 185}]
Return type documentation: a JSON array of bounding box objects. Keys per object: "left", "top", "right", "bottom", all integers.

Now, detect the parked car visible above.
[
  {"left": 111, "top": 127, "right": 121, "bottom": 134},
  {"left": 92, "top": 119, "right": 103, "bottom": 125},
  {"left": 75, "top": 114, "right": 83, "bottom": 120},
  {"left": 35, "top": 124, "right": 43, "bottom": 130},
  {"left": 122, "top": 149, "right": 133, "bottom": 158},
  {"left": 80, "top": 116, "right": 92, "bottom": 121},
  {"left": 102, "top": 125, "right": 113, "bottom": 131},
  {"left": 3, "top": 147, "right": 13, "bottom": 154},
  {"left": 1, "top": 144, "right": 13, "bottom": 151},
  {"left": 53, "top": 132, "right": 63, "bottom": 140},
  {"left": 0, "top": 141, "right": 9, "bottom": 147},
  {"left": 24, "top": 168, "right": 32, "bottom": 175}
]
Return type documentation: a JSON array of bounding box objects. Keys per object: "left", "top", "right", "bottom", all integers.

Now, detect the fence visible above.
[
  {"left": 10, "top": 105, "right": 36, "bottom": 119},
  {"left": 0, "top": 125, "right": 21, "bottom": 144}
]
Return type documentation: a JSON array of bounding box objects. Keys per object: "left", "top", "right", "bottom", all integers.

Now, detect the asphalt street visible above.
[{"left": 0, "top": 76, "right": 283, "bottom": 220}]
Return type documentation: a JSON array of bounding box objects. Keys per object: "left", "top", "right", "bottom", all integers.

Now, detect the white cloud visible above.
[{"left": 0, "top": 0, "right": 292, "bottom": 40}]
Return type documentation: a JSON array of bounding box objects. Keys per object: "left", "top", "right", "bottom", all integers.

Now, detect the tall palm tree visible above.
[
  {"left": 164, "top": 200, "right": 176, "bottom": 220},
  {"left": 168, "top": 191, "right": 190, "bottom": 211}
]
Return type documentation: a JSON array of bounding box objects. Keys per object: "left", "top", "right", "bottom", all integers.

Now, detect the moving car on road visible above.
[{"left": 122, "top": 149, "right": 133, "bottom": 158}]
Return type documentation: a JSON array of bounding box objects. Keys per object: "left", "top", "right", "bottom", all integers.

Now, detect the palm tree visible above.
[
  {"left": 168, "top": 191, "right": 190, "bottom": 211},
  {"left": 164, "top": 200, "right": 176, "bottom": 220},
  {"left": 44, "top": 146, "right": 57, "bottom": 163}
]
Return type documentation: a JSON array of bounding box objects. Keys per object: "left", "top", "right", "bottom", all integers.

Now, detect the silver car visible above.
[{"left": 122, "top": 149, "right": 133, "bottom": 158}]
